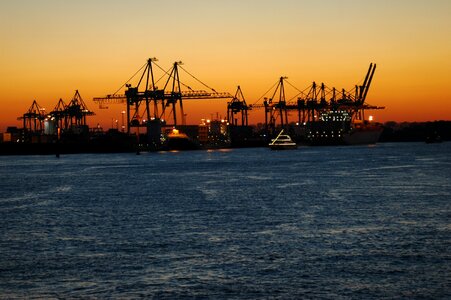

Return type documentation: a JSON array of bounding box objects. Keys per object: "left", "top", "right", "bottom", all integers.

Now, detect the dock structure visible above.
[{"left": 10, "top": 59, "right": 385, "bottom": 151}]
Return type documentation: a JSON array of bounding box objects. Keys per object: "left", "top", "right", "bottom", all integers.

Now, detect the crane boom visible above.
[{"left": 93, "top": 90, "right": 233, "bottom": 105}]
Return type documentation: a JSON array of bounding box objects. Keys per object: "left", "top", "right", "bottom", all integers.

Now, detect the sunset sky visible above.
[{"left": 1, "top": 0, "right": 450, "bottom": 131}]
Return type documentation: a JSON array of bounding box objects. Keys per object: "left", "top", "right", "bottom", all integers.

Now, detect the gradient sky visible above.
[{"left": 1, "top": 0, "right": 450, "bottom": 131}]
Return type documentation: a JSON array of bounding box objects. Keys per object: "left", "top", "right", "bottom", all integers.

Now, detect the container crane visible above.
[
  {"left": 49, "top": 99, "right": 68, "bottom": 131},
  {"left": 18, "top": 100, "right": 45, "bottom": 133},
  {"left": 227, "top": 86, "right": 249, "bottom": 126},
  {"left": 65, "top": 90, "right": 95, "bottom": 128},
  {"left": 246, "top": 63, "right": 383, "bottom": 138},
  {"left": 93, "top": 58, "right": 233, "bottom": 133}
]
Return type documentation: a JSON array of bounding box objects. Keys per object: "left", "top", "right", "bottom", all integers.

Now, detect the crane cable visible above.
[
  {"left": 111, "top": 61, "right": 148, "bottom": 96},
  {"left": 251, "top": 80, "right": 279, "bottom": 106},
  {"left": 153, "top": 64, "right": 174, "bottom": 88},
  {"left": 153, "top": 62, "right": 194, "bottom": 91},
  {"left": 178, "top": 65, "right": 217, "bottom": 92},
  {"left": 285, "top": 80, "right": 311, "bottom": 102}
]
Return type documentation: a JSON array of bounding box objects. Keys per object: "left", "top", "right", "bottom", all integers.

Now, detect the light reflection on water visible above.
[{"left": 0, "top": 142, "right": 450, "bottom": 298}]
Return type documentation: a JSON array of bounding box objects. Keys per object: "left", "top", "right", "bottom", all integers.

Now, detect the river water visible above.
[{"left": 0, "top": 142, "right": 450, "bottom": 299}]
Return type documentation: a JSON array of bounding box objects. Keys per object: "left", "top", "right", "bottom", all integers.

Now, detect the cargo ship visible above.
[
  {"left": 296, "top": 63, "right": 384, "bottom": 146},
  {"left": 306, "top": 110, "right": 383, "bottom": 146}
]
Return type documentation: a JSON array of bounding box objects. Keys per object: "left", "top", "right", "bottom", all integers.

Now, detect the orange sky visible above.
[{"left": 1, "top": 0, "right": 450, "bottom": 132}]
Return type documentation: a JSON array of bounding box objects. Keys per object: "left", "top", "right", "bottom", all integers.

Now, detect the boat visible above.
[
  {"left": 295, "top": 63, "right": 384, "bottom": 146},
  {"left": 306, "top": 111, "right": 382, "bottom": 146},
  {"left": 269, "top": 130, "right": 297, "bottom": 150}
]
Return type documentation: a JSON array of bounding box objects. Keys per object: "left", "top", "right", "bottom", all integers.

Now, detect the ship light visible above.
[{"left": 369, "top": 115, "right": 374, "bottom": 122}]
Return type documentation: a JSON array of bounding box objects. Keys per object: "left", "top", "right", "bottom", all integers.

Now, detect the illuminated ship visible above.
[
  {"left": 269, "top": 129, "right": 297, "bottom": 150},
  {"left": 306, "top": 110, "right": 383, "bottom": 146},
  {"left": 303, "top": 63, "right": 384, "bottom": 146}
]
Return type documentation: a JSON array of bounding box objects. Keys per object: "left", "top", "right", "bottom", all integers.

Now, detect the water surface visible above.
[{"left": 0, "top": 142, "right": 450, "bottom": 298}]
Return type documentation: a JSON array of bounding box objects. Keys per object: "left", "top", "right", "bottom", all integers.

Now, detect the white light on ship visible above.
[{"left": 369, "top": 115, "right": 374, "bottom": 122}]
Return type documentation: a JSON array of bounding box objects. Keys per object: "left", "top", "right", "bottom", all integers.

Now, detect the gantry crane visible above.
[
  {"left": 18, "top": 100, "right": 46, "bottom": 133},
  {"left": 19, "top": 90, "right": 94, "bottom": 136},
  {"left": 64, "top": 90, "right": 95, "bottom": 128},
  {"left": 93, "top": 58, "right": 233, "bottom": 133},
  {"left": 248, "top": 63, "right": 383, "bottom": 136},
  {"left": 49, "top": 98, "right": 68, "bottom": 130},
  {"left": 227, "top": 86, "right": 249, "bottom": 126}
]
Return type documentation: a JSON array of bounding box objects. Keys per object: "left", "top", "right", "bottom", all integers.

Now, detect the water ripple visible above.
[{"left": 0, "top": 143, "right": 450, "bottom": 298}]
